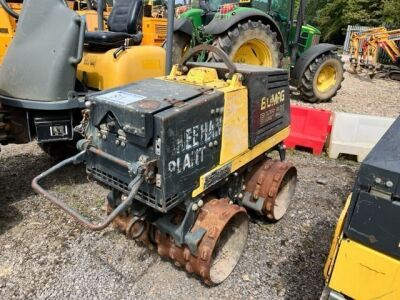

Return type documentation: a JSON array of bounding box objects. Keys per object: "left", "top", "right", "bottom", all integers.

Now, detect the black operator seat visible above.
[{"left": 84, "top": 0, "right": 144, "bottom": 50}]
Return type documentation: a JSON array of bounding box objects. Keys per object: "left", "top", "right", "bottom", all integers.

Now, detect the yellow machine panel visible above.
[
  {"left": 76, "top": 10, "right": 107, "bottom": 32},
  {"left": 77, "top": 45, "right": 166, "bottom": 90},
  {"left": 141, "top": 17, "right": 167, "bottom": 46},
  {"left": 0, "top": 3, "right": 20, "bottom": 64},
  {"left": 164, "top": 65, "right": 291, "bottom": 198},
  {"left": 328, "top": 239, "right": 400, "bottom": 300}
]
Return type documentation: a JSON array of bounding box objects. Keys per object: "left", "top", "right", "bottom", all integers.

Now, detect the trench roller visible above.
[{"left": 32, "top": 45, "right": 297, "bottom": 285}]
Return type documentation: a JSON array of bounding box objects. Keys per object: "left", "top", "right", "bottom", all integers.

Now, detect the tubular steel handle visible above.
[
  {"left": 32, "top": 150, "right": 144, "bottom": 231},
  {"left": 179, "top": 44, "right": 237, "bottom": 78},
  {"left": 69, "top": 16, "right": 86, "bottom": 65}
]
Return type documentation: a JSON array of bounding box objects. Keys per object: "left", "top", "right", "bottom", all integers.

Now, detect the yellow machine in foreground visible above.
[
  {"left": 32, "top": 45, "right": 298, "bottom": 285},
  {"left": 322, "top": 118, "right": 400, "bottom": 300},
  {"left": 349, "top": 27, "right": 400, "bottom": 80}
]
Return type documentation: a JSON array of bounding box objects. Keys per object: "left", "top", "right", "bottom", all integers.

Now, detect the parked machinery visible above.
[
  {"left": 172, "top": 0, "right": 344, "bottom": 103},
  {"left": 0, "top": 0, "right": 165, "bottom": 156},
  {"left": 349, "top": 27, "right": 400, "bottom": 80},
  {"left": 322, "top": 117, "right": 400, "bottom": 300},
  {"left": 0, "top": 0, "right": 21, "bottom": 64},
  {"left": 32, "top": 45, "right": 297, "bottom": 285}
]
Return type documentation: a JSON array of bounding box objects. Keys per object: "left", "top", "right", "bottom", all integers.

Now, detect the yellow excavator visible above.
[
  {"left": 322, "top": 117, "right": 400, "bottom": 300},
  {"left": 349, "top": 27, "right": 400, "bottom": 80}
]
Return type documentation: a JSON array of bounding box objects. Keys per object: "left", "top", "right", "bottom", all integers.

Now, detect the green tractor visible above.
[{"left": 172, "top": 0, "right": 344, "bottom": 103}]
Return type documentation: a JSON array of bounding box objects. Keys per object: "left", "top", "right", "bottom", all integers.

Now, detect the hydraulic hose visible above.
[{"left": 0, "top": 0, "right": 19, "bottom": 19}]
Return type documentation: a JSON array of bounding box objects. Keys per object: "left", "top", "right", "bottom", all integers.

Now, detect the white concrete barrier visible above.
[{"left": 328, "top": 112, "right": 395, "bottom": 162}]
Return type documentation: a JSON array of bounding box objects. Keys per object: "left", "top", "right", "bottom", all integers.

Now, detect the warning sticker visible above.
[{"left": 96, "top": 90, "right": 147, "bottom": 105}]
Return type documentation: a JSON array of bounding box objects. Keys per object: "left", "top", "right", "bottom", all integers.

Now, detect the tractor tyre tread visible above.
[
  {"left": 212, "top": 19, "right": 283, "bottom": 67},
  {"left": 298, "top": 51, "right": 345, "bottom": 103}
]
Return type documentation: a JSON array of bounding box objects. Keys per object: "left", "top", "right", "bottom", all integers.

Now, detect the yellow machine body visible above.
[
  {"left": 165, "top": 66, "right": 291, "bottom": 197},
  {"left": 141, "top": 16, "right": 167, "bottom": 46},
  {"left": 0, "top": 2, "right": 20, "bottom": 64},
  {"left": 76, "top": 10, "right": 107, "bottom": 32},
  {"left": 324, "top": 196, "right": 400, "bottom": 300},
  {"left": 77, "top": 45, "right": 166, "bottom": 90}
]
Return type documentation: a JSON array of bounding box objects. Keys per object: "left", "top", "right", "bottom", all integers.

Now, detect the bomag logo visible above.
[{"left": 260, "top": 90, "right": 285, "bottom": 110}]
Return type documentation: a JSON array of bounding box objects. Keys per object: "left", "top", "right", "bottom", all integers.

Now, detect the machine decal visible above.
[
  {"left": 168, "top": 116, "right": 223, "bottom": 174},
  {"left": 97, "top": 91, "right": 147, "bottom": 105},
  {"left": 260, "top": 89, "right": 285, "bottom": 110},
  {"left": 204, "top": 163, "right": 232, "bottom": 190}
]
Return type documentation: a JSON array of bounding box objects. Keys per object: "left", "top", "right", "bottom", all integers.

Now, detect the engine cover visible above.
[{"left": 85, "top": 78, "right": 224, "bottom": 212}]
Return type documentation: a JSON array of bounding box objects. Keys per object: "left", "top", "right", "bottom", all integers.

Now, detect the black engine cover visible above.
[
  {"left": 345, "top": 117, "right": 400, "bottom": 259},
  {"left": 85, "top": 78, "right": 224, "bottom": 212}
]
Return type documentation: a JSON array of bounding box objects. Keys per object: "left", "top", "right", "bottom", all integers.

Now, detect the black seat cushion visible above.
[
  {"left": 84, "top": 0, "right": 143, "bottom": 50},
  {"left": 85, "top": 31, "right": 132, "bottom": 46}
]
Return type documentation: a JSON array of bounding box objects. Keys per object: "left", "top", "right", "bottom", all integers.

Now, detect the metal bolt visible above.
[
  {"left": 213, "top": 140, "right": 218, "bottom": 146},
  {"left": 234, "top": 172, "right": 238, "bottom": 177},
  {"left": 215, "top": 108, "right": 220, "bottom": 113},
  {"left": 242, "top": 185, "right": 246, "bottom": 190},
  {"left": 229, "top": 200, "right": 234, "bottom": 205},
  {"left": 121, "top": 142, "right": 126, "bottom": 148},
  {"left": 208, "top": 142, "right": 213, "bottom": 148},
  {"left": 238, "top": 193, "right": 243, "bottom": 199},
  {"left": 375, "top": 177, "right": 382, "bottom": 184},
  {"left": 115, "top": 139, "right": 120, "bottom": 145},
  {"left": 121, "top": 195, "right": 128, "bottom": 201},
  {"left": 97, "top": 132, "right": 102, "bottom": 138},
  {"left": 386, "top": 181, "right": 393, "bottom": 188},
  {"left": 84, "top": 101, "right": 92, "bottom": 108},
  {"left": 192, "top": 203, "right": 199, "bottom": 211},
  {"left": 102, "top": 134, "right": 107, "bottom": 140},
  {"left": 210, "top": 109, "right": 215, "bottom": 115},
  {"left": 198, "top": 199, "right": 204, "bottom": 207}
]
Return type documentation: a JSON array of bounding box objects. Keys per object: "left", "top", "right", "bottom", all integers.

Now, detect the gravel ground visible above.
[{"left": 0, "top": 72, "right": 398, "bottom": 299}]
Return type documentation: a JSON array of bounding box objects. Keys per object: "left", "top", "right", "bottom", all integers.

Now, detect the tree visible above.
[
  {"left": 314, "top": 0, "right": 348, "bottom": 43},
  {"left": 382, "top": 0, "right": 400, "bottom": 28},
  {"left": 311, "top": 0, "right": 398, "bottom": 44}
]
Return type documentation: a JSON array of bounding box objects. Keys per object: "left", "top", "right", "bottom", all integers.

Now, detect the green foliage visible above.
[
  {"left": 303, "top": 0, "right": 399, "bottom": 44},
  {"left": 382, "top": 0, "right": 400, "bottom": 28}
]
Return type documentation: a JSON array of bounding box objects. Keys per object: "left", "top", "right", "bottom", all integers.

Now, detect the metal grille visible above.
[
  {"left": 155, "top": 24, "right": 167, "bottom": 35},
  {"left": 88, "top": 167, "right": 182, "bottom": 212}
]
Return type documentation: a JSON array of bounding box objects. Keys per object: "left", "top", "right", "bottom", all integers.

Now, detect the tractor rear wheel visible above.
[
  {"left": 299, "top": 51, "right": 344, "bottom": 103},
  {"left": 213, "top": 20, "right": 282, "bottom": 67}
]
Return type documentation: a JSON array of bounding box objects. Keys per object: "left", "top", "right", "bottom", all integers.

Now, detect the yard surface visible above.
[{"left": 0, "top": 69, "right": 399, "bottom": 299}]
